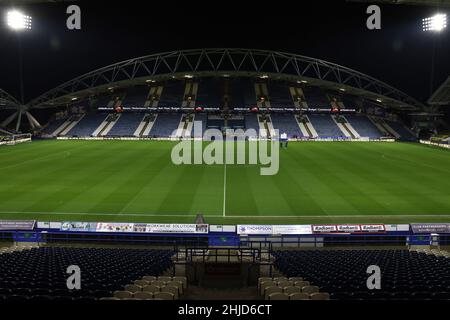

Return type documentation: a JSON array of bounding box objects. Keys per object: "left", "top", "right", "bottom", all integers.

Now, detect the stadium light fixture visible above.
[
  {"left": 6, "top": 10, "right": 32, "bottom": 31},
  {"left": 422, "top": 13, "right": 447, "bottom": 32},
  {"left": 71, "top": 97, "right": 78, "bottom": 101}
]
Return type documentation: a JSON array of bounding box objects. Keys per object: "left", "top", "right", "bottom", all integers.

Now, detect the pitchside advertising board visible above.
[
  {"left": 60, "top": 222, "right": 209, "bottom": 234},
  {"left": 411, "top": 223, "right": 450, "bottom": 234},
  {"left": 237, "top": 224, "right": 387, "bottom": 235}
]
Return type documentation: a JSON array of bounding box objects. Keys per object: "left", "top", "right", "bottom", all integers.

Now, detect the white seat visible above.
[
  {"left": 268, "top": 292, "right": 289, "bottom": 300},
  {"left": 152, "top": 280, "right": 166, "bottom": 287},
  {"left": 124, "top": 284, "right": 142, "bottom": 293},
  {"left": 284, "top": 286, "right": 301, "bottom": 295},
  {"left": 260, "top": 281, "right": 276, "bottom": 295},
  {"left": 162, "top": 285, "right": 179, "bottom": 299},
  {"left": 133, "top": 292, "right": 153, "bottom": 300},
  {"left": 158, "top": 276, "right": 173, "bottom": 282},
  {"left": 278, "top": 280, "right": 293, "bottom": 288},
  {"left": 302, "top": 286, "right": 320, "bottom": 294},
  {"left": 134, "top": 279, "right": 149, "bottom": 287},
  {"left": 153, "top": 292, "right": 174, "bottom": 300},
  {"left": 289, "top": 292, "right": 310, "bottom": 300},
  {"left": 264, "top": 286, "right": 282, "bottom": 300},
  {"left": 113, "top": 291, "right": 133, "bottom": 299},
  {"left": 294, "top": 281, "right": 310, "bottom": 288}
]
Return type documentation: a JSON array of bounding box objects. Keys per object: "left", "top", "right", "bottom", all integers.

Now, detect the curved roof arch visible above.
[
  {"left": 0, "top": 89, "right": 21, "bottom": 109},
  {"left": 28, "top": 48, "right": 425, "bottom": 110}
]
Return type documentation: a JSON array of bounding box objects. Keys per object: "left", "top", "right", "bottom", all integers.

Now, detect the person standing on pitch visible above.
[{"left": 280, "top": 132, "right": 288, "bottom": 148}]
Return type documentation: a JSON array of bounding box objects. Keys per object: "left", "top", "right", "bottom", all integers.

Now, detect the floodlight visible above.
[
  {"left": 422, "top": 13, "right": 447, "bottom": 32},
  {"left": 7, "top": 10, "right": 32, "bottom": 31}
]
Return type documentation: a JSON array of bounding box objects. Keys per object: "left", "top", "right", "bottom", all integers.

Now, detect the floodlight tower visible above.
[
  {"left": 422, "top": 13, "right": 447, "bottom": 32},
  {"left": 422, "top": 13, "right": 447, "bottom": 97},
  {"left": 5, "top": 9, "right": 33, "bottom": 131}
]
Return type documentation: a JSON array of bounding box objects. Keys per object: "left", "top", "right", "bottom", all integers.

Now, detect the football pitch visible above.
[{"left": 1, "top": 140, "right": 450, "bottom": 224}]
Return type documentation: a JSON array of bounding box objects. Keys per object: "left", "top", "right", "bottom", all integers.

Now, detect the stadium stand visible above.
[
  {"left": 303, "top": 87, "right": 331, "bottom": 108},
  {"left": 0, "top": 247, "right": 174, "bottom": 301},
  {"left": 120, "top": 87, "right": 149, "bottom": 108},
  {"left": 40, "top": 118, "right": 68, "bottom": 136},
  {"left": 308, "top": 114, "right": 346, "bottom": 138},
  {"left": 94, "top": 95, "right": 113, "bottom": 108},
  {"left": 228, "top": 79, "right": 248, "bottom": 109},
  {"left": 106, "top": 113, "right": 144, "bottom": 136},
  {"left": 66, "top": 113, "right": 107, "bottom": 137},
  {"left": 149, "top": 113, "right": 182, "bottom": 137},
  {"left": 193, "top": 113, "right": 207, "bottom": 137},
  {"left": 272, "top": 249, "right": 450, "bottom": 300},
  {"left": 268, "top": 83, "right": 294, "bottom": 108},
  {"left": 345, "top": 114, "right": 383, "bottom": 139},
  {"left": 196, "top": 79, "right": 222, "bottom": 108},
  {"left": 258, "top": 276, "right": 329, "bottom": 300},
  {"left": 244, "top": 113, "right": 260, "bottom": 135},
  {"left": 159, "top": 81, "right": 184, "bottom": 107},
  {"left": 270, "top": 113, "right": 303, "bottom": 138},
  {"left": 112, "top": 275, "right": 187, "bottom": 300},
  {"left": 385, "top": 120, "right": 417, "bottom": 141},
  {"left": 241, "top": 78, "right": 258, "bottom": 107}
]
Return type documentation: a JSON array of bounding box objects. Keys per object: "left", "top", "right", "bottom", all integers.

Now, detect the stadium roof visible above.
[
  {"left": 428, "top": 76, "right": 450, "bottom": 106},
  {"left": 25, "top": 48, "right": 426, "bottom": 111},
  {"left": 0, "top": 89, "right": 20, "bottom": 109}
]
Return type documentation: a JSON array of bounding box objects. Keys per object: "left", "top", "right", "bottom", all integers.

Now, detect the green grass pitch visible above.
[{"left": 1, "top": 140, "right": 450, "bottom": 224}]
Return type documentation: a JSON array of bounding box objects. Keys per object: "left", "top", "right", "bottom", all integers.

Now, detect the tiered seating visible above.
[
  {"left": 159, "top": 82, "right": 184, "bottom": 107},
  {"left": 149, "top": 113, "right": 182, "bottom": 137},
  {"left": 268, "top": 83, "right": 293, "bottom": 108},
  {"left": 273, "top": 250, "right": 450, "bottom": 300},
  {"left": 231, "top": 78, "right": 255, "bottom": 108},
  {"left": 106, "top": 113, "right": 143, "bottom": 136},
  {"left": 258, "top": 276, "right": 329, "bottom": 300},
  {"left": 385, "top": 120, "right": 417, "bottom": 141},
  {"left": 244, "top": 114, "right": 259, "bottom": 135},
  {"left": 0, "top": 247, "right": 174, "bottom": 301},
  {"left": 121, "top": 87, "right": 148, "bottom": 107},
  {"left": 345, "top": 115, "right": 382, "bottom": 139},
  {"left": 303, "top": 87, "right": 330, "bottom": 108},
  {"left": 193, "top": 113, "right": 207, "bottom": 138},
  {"left": 95, "top": 95, "right": 112, "bottom": 108},
  {"left": 66, "top": 113, "right": 107, "bottom": 137},
  {"left": 110, "top": 275, "right": 187, "bottom": 300},
  {"left": 270, "top": 114, "right": 303, "bottom": 139},
  {"left": 227, "top": 79, "right": 248, "bottom": 109},
  {"left": 40, "top": 118, "right": 67, "bottom": 136},
  {"left": 196, "top": 79, "right": 222, "bottom": 108},
  {"left": 308, "top": 114, "right": 345, "bottom": 138}
]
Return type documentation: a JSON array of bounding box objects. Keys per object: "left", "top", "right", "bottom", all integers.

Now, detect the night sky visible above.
[{"left": 0, "top": 0, "right": 449, "bottom": 104}]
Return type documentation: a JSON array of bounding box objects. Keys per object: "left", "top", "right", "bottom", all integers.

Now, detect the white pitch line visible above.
[
  {"left": 0, "top": 211, "right": 449, "bottom": 219},
  {"left": 0, "top": 211, "right": 221, "bottom": 218},
  {"left": 222, "top": 214, "right": 450, "bottom": 218},
  {"left": 222, "top": 162, "right": 227, "bottom": 217}
]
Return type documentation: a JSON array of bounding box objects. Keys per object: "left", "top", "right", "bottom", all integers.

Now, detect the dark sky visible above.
[{"left": 0, "top": 0, "right": 449, "bottom": 104}]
